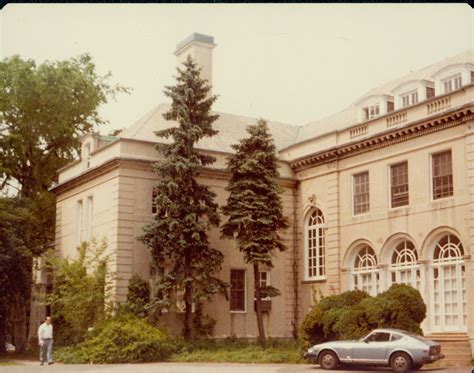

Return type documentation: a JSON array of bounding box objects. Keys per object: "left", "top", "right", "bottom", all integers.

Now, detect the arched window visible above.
[
  {"left": 305, "top": 209, "right": 325, "bottom": 280},
  {"left": 430, "top": 234, "right": 466, "bottom": 332},
  {"left": 352, "top": 245, "right": 379, "bottom": 296},
  {"left": 389, "top": 240, "right": 421, "bottom": 289},
  {"left": 433, "top": 234, "right": 464, "bottom": 263}
]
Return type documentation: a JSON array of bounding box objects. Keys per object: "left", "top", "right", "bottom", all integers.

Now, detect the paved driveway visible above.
[{"left": 0, "top": 362, "right": 470, "bottom": 373}]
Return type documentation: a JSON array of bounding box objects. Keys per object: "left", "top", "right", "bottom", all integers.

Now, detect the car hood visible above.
[{"left": 311, "top": 340, "right": 358, "bottom": 349}]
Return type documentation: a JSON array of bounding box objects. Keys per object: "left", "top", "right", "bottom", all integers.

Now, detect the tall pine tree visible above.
[
  {"left": 139, "top": 56, "right": 226, "bottom": 339},
  {"left": 221, "top": 119, "right": 289, "bottom": 347}
]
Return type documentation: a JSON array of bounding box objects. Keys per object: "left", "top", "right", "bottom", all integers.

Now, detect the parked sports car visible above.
[{"left": 304, "top": 328, "right": 444, "bottom": 372}]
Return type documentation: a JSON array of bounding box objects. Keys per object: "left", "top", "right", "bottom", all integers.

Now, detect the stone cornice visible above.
[
  {"left": 51, "top": 157, "right": 297, "bottom": 195},
  {"left": 290, "top": 106, "right": 474, "bottom": 172}
]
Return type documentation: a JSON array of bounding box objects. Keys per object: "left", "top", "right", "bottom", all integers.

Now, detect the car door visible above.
[{"left": 351, "top": 332, "right": 391, "bottom": 363}]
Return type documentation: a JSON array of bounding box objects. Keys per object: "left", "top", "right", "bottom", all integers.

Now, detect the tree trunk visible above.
[
  {"left": 11, "top": 299, "right": 28, "bottom": 352},
  {"left": 0, "top": 300, "right": 6, "bottom": 354},
  {"left": 183, "top": 281, "right": 192, "bottom": 340},
  {"left": 182, "top": 251, "right": 192, "bottom": 340},
  {"left": 253, "top": 262, "right": 266, "bottom": 348}
]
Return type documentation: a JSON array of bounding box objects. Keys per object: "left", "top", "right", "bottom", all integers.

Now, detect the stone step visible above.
[
  {"left": 440, "top": 346, "right": 472, "bottom": 351},
  {"left": 427, "top": 334, "right": 470, "bottom": 341},
  {"left": 425, "top": 358, "right": 471, "bottom": 368},
  {"left": 423, "top": 334, "right": 472, "bottom": 367}
]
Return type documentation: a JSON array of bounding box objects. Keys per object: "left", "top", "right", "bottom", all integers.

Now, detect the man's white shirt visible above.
[{"left": 38, "top": 323, "right": 53, "bottom": 340}]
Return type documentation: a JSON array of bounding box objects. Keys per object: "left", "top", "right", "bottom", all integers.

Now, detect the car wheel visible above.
[
  {"left": 319, "top": 350, "right": 338, "bottom": 370},
  {"left": 390, "top": 352, "right": 413, "bottom": 373}
]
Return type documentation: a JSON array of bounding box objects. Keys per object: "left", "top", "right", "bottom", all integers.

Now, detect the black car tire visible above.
[
  {"left": 318, "top": 350, "right": 338, "bottom": 370},
  {"left": 390, "top": 352, "right": 413, "bottom": 373}
]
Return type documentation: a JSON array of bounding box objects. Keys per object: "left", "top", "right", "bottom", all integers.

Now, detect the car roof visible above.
[{"left": 371, "top": 328, "right": 407, "bottom": 334}]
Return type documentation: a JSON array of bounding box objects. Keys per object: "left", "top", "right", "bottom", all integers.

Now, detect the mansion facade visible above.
[{"left": 43, "top": 34, "right": 474, "bottom": 356}]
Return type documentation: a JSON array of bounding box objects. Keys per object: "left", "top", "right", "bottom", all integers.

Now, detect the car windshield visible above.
[{"left": 406, "top": 332, "right": 431, "bottom": 343}]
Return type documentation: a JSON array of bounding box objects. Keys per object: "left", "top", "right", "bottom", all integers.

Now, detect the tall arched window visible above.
[
  {"left": 352, "top": 245, "right": 379, "bottom": 296},
  {"left": 430, "top": 234, "right": 466, "bottom": 331},
  {"left": 305, "top": 209, "right": 325, "bottom": 280},
  {"left": 389, "top": 240, "right": 421, "bottom": 289}
]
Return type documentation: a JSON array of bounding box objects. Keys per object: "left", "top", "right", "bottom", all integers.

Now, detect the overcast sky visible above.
[{"left": 1, "top": 4, "right": 472, "bottom": 135}]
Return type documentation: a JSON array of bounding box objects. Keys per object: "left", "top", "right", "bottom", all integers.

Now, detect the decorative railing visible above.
[
  {"left": 386, "top": 111, "right": 407, "bottom": 127},
  {"left": 427, "top": 96, "right": 451, "bottom": 115},
  {"left": 350, "top": 124, "right": 368, "bottom": 139}
]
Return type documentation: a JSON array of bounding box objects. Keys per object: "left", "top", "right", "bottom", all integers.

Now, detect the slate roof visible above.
[
  {"left": 294, "top": 49, "right": 473, "bottom": 145},
  {"left": 119, "top": 103, "right": 300, "bottom": 152},
  {"left": 119, "top": 50, "right": 473, "bottom": 153}
]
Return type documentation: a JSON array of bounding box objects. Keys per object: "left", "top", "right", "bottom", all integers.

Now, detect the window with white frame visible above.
[
  {"left": 257, "top": 271, "right": 271, "bottom": 300},
  {"left": 75, "top": 200, "right": 83, "bottom": 244},
  {"left": 390, "top": 162, "right": 409, "bottom": 208},
  {"left": 352, "top": 245, "right": 379, "bottom": 296},
  {"left": 305, "top": 209, "right": 325, "bottom": 279},
  {"left": 85, "top": 196, "right": 93, "bottom": 241},
  {"left": 82, "top": 143, "right": 91, "bottom": 170},
  {"left": 432, "top": 150, "right": 453, "bottom": 200},
  {"left": 442, "top": 74, "right": 462, "bottom": 94},
  {"left": 401, "top": 91, "right": 418, "bottom": 108},
  {"left": 353, "top": 172, "right": 369, "bottom": 215},
  {"left": 230, "top": 269, "right": 246, "bottom": 312},
  {"left": 364, "top": 104, "right": 380, "bottom": 120},
  {"left": 175, "top": 287, "right": 196, "bottom": 313},
  {"left": 431, "top": 234, "right": 466, "bottom": 330},
  {"left": 389, "top": 240, "right": 420, "bottom": 289}
]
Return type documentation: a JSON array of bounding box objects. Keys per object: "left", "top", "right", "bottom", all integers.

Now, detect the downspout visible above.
[{"left": 291, "top": 183, "right": 300, "bottom": 339}]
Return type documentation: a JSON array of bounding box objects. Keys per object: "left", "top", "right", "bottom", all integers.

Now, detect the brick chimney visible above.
[{"left": 174, "top": 33, "right": 216, "bottom": 90}]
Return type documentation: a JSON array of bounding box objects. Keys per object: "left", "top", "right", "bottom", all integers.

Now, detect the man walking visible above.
[{"left": 38, "top": 316, "right": 53, "bottom": 365}]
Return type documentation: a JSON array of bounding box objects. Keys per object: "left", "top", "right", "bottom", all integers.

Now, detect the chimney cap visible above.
[{"left": 174, "top": 33, "right": 216, "bottom": 55}]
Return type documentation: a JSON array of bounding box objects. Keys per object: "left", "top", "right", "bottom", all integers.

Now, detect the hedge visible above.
[{"left": 300, "top": 284, "right": 426, "bottom": 349}]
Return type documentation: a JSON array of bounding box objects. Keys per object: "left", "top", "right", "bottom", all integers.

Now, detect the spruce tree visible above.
[
  {"left": 221, "top": 119, "right": 289, "bottom": 347},
  {"left": 139, "top": 56, "right": 226, "bottom": 339}
]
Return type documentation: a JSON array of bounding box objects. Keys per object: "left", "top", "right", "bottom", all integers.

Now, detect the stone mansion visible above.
[{"left": 45, "top": 34, "right": 474, "bottom": 355}]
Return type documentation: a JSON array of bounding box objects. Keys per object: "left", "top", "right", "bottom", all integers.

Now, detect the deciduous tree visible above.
[
  {"left": 0, "top": 54, "right": 127, "bottom": 351},
  {"left": 0, "top": 54, "right": 128, "bottom": 197}
]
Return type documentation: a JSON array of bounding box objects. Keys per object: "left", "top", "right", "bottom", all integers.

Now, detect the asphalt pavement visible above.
[{"left": 0, "top": 362, "right": 471, "bottom": 373}]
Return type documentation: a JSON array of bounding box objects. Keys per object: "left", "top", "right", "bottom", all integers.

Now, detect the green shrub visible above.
[
  {"left": 45, "top": 239, "right": 113, "bottom": 346},
  {"left": 57, "top": 314, "right": 175, "bottom": 364},
  {"left": 365, "top": 284, "right": 426, "bottom": 334},
  {"left": 300, "top": 290, "right": 369, "bottom": 349},
  {"left": 300, "top": 303, "right": 324, "bottom": 349},
  {"left": 333, "top": 303, "right": 371, "bottom": 340},
  {"left": 300, "top": 285, "right": 426, "bottom": 348},
  {"left": 126, "top": 274, "right": 151, "bottom": 318}
]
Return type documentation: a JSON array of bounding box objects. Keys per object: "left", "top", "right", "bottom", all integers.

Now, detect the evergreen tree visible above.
[
  {"left": 221, "top": 119, "right": 289, "bottom": 347},
  {"left": 139, "top": 56, "right": 226, "bottom": 340}
]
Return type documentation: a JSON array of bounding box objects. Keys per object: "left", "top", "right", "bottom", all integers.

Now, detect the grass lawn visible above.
[{"left": 170, "top": 339, "right": 306, "bottom": 364}]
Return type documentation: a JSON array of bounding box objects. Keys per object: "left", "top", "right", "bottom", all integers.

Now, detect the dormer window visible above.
[
  {"left": 432, "top": 63, "right": 473, "bottom": 96},
  {"left": 392, "top": 80, "right": 434, "bottom": 110},
  {"left": 401, "top": 91, "right": 418, "bottom": 108},
  {"left": 442, "top": 74, "right": 462, "bottom": 94},
  {"left": 364, "top": 104, "right": 380, "bottom": 120},
  {"left": 82, "top": 143, "right": 91, "bottom": 170},
  {"left": 356, "top": 94, "right": 393, "bottom": 122}
]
